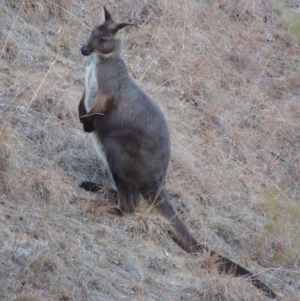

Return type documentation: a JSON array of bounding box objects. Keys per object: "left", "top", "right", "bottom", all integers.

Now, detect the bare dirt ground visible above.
[{"left": 1, "top": 0, "right": 300, "bottom": 300}]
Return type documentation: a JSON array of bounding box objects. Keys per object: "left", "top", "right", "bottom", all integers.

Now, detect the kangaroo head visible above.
[{"left": 81, "top": 6, "right": 133, "bottom": 57}]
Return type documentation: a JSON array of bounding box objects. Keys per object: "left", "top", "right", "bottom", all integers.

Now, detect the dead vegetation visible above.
[{"left": 1, "top": 0, "right": 300, "bottom": 300}]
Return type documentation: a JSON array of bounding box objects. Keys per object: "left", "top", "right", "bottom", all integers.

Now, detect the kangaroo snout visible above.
[{"left": 81, "top": 44, "right": 92, "bottom": 56}]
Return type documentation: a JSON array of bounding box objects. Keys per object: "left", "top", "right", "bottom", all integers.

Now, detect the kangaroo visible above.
[{"left": 78, "top": 6, "right": 277, "bottom": 299}]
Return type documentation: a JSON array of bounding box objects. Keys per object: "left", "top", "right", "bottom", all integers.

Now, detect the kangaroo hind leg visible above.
[{"left": 112, "top": 174, "right": 136, "bottom": 215}]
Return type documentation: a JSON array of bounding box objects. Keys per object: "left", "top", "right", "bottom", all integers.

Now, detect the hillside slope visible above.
[{"left": 1, "top": 0, "right": 300, "bottom": 300}]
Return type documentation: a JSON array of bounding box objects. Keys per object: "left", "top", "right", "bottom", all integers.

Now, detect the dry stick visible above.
[
  {"left": 7, "top": 53, "right": 57, "bottom": 144},
  {"left": 8, "top": 117, "right": 49, "bottom": 146},
  {"left": 181, "top": 0, "right": 188, "bottom": 51},
  {"left": 11, "top": 114, "right": 103, "bottom": 135},
  {"left": 137, "top": 50, "right": 169, "bottom": 84},
  {"left": 0, "top": 0, "right": 26, "bottom": 58},
  {"left": 26, "top": 54, "right": 58, "bottom": 113},
  {"left": 78, "top": 0, "right": 93, "bottom": 28},
  {"left": 262, "top": 45, "right": 277, "bottom": 74},
  {"left": 6, "top": 51, "right": 57, "bottom": 138},
  {"left": 22, "top": 150, "right": 52, "bottom": 165},
  {"left": 30, "top": 113, "right": 103, "bottom": 131},
  {"left": 149, "top": 75, "right": 183, "bottom": 94},
  {"left": 11, "top": 232, "right": 24, "bottom": 261},
  {"left": 48, "top": 0, "right": 91, "bottom": 30},
  {"left": 8, "top": 113, "right": 53, "bottom": 136},
  {"left": 5, "top": 79, "right": 41, "bottom": 105}
]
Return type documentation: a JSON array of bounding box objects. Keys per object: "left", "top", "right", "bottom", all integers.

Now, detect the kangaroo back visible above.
[{"left": 78, "top": 6, "right": 277, "bottom": 299}]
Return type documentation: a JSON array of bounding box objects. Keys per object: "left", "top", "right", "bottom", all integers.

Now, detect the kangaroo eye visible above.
[{"left": 100, "top": 37, "right": 107, "bottom": 42}]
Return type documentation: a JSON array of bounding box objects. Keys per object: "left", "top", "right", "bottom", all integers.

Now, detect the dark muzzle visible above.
[{"left": 81, "top": 44, "right": 92, "bottom": 56}]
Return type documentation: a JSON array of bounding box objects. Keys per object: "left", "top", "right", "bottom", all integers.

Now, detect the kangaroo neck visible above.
[{"left": 92, "top": 42, "right": 123, "bottom": 64}]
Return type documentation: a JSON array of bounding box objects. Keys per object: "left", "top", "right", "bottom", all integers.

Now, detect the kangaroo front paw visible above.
[{"left": 83, "top": 121, "right": 94, "bottom": 133}]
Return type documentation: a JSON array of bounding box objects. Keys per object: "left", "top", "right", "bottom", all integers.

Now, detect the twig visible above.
[
  {"left": 1, "top": 0, "right": 26, "bottom": 59},
  {"left": 137, "top": 50, "right": 169, "bottom": 84},
  {"left": 48, "top": 0, "right": 91, "bottom": 30},
  {"left": 26, "top": 54, "right": 59, "bottom": 113}
]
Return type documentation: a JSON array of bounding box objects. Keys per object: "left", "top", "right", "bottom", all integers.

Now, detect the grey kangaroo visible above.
[{"left": 78, "top": 6, "right": 277, "bottom": 299}]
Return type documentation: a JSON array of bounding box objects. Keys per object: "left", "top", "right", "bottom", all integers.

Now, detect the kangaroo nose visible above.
[{"left": 81, "top": 44, "right": 90, "bottom": 56}]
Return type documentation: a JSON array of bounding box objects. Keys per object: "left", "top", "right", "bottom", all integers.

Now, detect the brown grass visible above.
[{"left": 1, "top": 0, "right": 300, "bottom": 300}]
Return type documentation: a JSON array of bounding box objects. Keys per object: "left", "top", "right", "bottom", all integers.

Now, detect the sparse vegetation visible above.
[{"left": 1, "top": 0, "right": 300, "bottom": 300}]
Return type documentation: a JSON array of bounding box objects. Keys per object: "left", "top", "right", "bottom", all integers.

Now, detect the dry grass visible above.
[{"left": 1, "top": 0, "right": 300, "bottom": 300}]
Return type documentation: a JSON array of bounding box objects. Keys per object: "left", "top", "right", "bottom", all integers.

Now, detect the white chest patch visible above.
[
  {"left": 84, "top": 55, "right": 99, "bottom": 113},
  {"left": 84, "top": 55, "right": 109, "bottom": 169}
]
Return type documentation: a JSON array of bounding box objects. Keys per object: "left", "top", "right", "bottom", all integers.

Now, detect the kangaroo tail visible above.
[
  {"left": 206, "top": 249, "right": 277, "bottom": 299},
  {"left": 153, "top": 190, "right": 277, "bottom": 299}
]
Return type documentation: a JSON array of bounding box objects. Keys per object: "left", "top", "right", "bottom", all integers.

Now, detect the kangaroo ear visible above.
[
  {"left": 111, "top": 23, "right": 134, "bottom": 35},
  {"left": 100, "top": 6, "right": 112, "bottom": 23}
]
